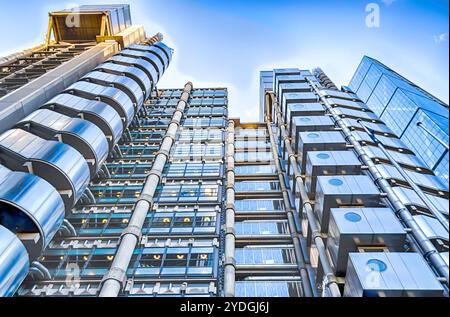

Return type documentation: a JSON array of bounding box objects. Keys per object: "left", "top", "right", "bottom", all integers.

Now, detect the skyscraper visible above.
[
  {"left": 0, "top": 5, "right": 448, "bottom": 298},
  {"left": 349, "top": 56, "right": 449, "bottom": 186}
]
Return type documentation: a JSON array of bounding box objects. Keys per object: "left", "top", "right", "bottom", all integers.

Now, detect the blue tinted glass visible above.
[
  {"left": 328, "top": 178, "right": 344, "bottom": 186},
  {"left": 367, "top": 259, "right": 388, "bottom": 272},
  {"left": 316, "top": 153, "right": 330, "bottom": 159},
  {"left": 344, "top": 212, "right": 362, "bottom": 222}
]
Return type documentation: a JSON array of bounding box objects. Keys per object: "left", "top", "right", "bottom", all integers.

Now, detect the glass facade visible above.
[
  {"left": 0, "top": 5, "right": 447, "bottom": 297},
  {"left": 17, "top": 88, "right": 228, "bottom": 297},
  {"left": 349, "top": 56, "right": 449, "bottom": 186}
]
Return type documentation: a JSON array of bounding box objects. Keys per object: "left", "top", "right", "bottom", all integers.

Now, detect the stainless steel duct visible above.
[
  {"left": 265, "top": 117, "right": 315, "bottom": 297},
  {"left": 98, "top": 82, "right": 193, "bottom": 297},
  {"left": 306, "top": 77, "right": 449, "bottom": 286},
  {"left": 224, "top": 119, "right": 236, "bottom": 297},
  {"left": 358, "top": 121, "right": 449, "bottom": 231},
  {"left": 266, "top": 92, "right": 341, "bottom": 297}
]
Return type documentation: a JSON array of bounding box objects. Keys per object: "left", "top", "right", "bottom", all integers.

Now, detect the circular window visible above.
[
  {"left": 316, "top": 153, "right": 330, "bottom": 160},
  {"left": 299, "top": 117, "right": 311, "bottom": 122},
  {"left": 328, "top": 178, "right": 344, "bottom": 186},
  {"left": 367, "top": 259, "right": 388, "bottom": 272},
  {"left": 344, "top": 212, "right": 362, "bottom": 222},
  {"left": 307, "top": 133, "right": 320, "bottom": 139}
]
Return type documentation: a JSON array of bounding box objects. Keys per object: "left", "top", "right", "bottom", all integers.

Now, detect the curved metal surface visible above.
[
  {"left": 375, "top": 163, "right": 448, "bottom": 193},
  {"left": 64, "top": 81, "right": 135, "bottom": 129},
  {"left": 0, "top": 129, "right": 90, "bottom": 209},
  {"left": 108, "top": 55, "right": 157, "bottom": 92},
  {"left": 127, "top": 44, "right": 169, "bottom": 70},
  {"left": 0, "top": 165, "right": 65, "bottom": 253},
  {"left": 0, "top": 225, "right": 29, "bottom": 297},
  {"left": 154, "top": 42, "right": 173, "bottom": 63},
  {"left": 392, "top": 186, "right": 449, "bottom": 216},
  {"left": 94, "top": 62, "right": 152, "bottom": 100},
  {"left": 16, "top": 109, "right": 109, "bottom": 176},
  {"left": 43, "top": 93, "right": 123, "bottom": 150},
  {"left": 119, "top": 49, "right": 164, "bottom": 80},
  {"left": 414, "top": 215, "right": 448, "bottom": 241},
  {"left": 81, "top": 70, "right": 144, "bottom": 109}
]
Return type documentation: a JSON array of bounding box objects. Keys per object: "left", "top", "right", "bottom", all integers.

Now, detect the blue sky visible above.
[{"left": 0, "top": 0, "right": 448, "bottom": 121}]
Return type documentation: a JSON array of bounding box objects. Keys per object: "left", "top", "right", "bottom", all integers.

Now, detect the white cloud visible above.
[{"left": 433, "top": 32, "right": 449, "bottom": 43}]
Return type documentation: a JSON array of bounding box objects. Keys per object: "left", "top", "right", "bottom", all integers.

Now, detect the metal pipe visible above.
[
  {"left": 98, "top": 82, "right": 193, "bottom": 297},
  {"left": 224, "top": 120, "right": 236, "bottom": 297},
  {"left": 102, "top": 164, "right": 111, "bottom": 178},
  {"left": 30, "top": 261, "right": 52, "bottom": 280},
  {"left": 145, "top": 32, "right": 164, "bottom": 46},
  {"left": 265, "top": 117, "right": 315, "bottom": 297},
  {"left": 62, "top": 219, "right": 77, "bottom": 237},
  {"left": 417, "top": 122, "right": 449, "bottom": 151},
  {"left": 0, "top": 43, "right": 48, "bottom": 67},
  {"left": 266, "top": 92, "right": 341, "bottom": 297},
  {"left": 305, "top": 77, "right": 449, "bottom": 286},
  {"left": 84, "top": 188, "right": 96, "bottom": 204},
  {"left": 358, "top": 121, "right": 449, "bottom": 231}
]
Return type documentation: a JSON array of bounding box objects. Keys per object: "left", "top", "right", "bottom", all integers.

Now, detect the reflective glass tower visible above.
[{"left": 349, "top": 56, "right": 449, "bottom": 186}]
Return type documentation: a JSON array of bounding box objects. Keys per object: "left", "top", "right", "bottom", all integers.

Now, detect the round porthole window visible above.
[
  {"left": 328, "top": 178, "right": 344, "bottom": 186},
  {"left": 299, "top": 117, "right": 311, "bottom": 122},
  {"left": 367, "top": 259, "right": 387, "bottom": 272},
  {"left": 307, "top": 133, "right": 320, "bottom": 139},
  {"left": 344, "top": 212, "right": 362, "bottom": 222},
  {"left": 316, "top": 153, "right": 330, "bottom": 160}
]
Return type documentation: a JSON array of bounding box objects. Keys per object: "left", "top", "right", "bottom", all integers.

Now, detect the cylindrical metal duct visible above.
[{"left": 98, "top": 82, "right": 193, "bottom": 297}]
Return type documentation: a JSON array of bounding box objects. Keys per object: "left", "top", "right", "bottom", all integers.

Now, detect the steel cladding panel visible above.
[
  {"left": 343, "top": 252, "right": 444, "bottom": 297},
  {"left": 43, "top": 93, "right": 123, "bottom": 149},
  {"left": 327, "top": 207, "right": 406, "bottom": 275},
  {"left": 0, "top": 225, "right": 29, "bottom": 297}
]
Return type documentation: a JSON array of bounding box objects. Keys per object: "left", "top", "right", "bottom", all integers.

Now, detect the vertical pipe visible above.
[
  {"left": 224, "top": 120, "right": 236, "bottom": 297},
  {"left": 265, "top": 116, "right": 315, "bottom": 297},
  {"left": 358, "top": 121, "right": 449, "bottom": 231},
  {"left": 98, "top": 82, "right": 193, "bottom": 297},
  {"left": 266, "top": 92, "right": 341, "bottom": 297},
  {"left": 305, "top": 77, "right": 449, "bottom": 286},
  {"left": 417, "top": 122, "right": 449, "bottom": 151}
]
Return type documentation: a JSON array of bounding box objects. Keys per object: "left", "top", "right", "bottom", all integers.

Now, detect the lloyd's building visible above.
[{"left": 0, "top": 4, "right": 448, "bottom": 298}]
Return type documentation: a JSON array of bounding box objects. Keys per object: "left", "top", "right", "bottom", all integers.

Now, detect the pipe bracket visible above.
[
  {"left": 120, "top": 225, "right": 142, "bottom": 243},
  {"left": 138, "top": 193, "right": 154, "bottom": 205},
  {"left": 101, "top": 267, "right": 127, "bottom": 289}
]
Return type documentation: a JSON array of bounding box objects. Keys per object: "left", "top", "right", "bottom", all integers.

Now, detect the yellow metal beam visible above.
[{"left": 45, "top": 15, "right": 54, "bottom": 47}]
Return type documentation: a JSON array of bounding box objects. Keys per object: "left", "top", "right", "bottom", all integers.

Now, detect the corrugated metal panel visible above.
[
  {"left": 43, "top": 93, "right": 123, "bottom": 150},
  {"left": 0, "top": 224, "right": 29, "bottom": 297},
  {"left": 0, "top": 129, "right": 90, "bottom": 209},
  {"left": 119, "top": 49, "right": 163, "bottom": 79},
  {"left": 82, "top": 70, "right": 144, "bottom": 107},
  {"left": 94, "top": 62, "right": 151, "bottom": 100},
  {"left": 65, "top": 81, "right": 134, "bottom": 129},
  {"left": 0, "top": 164, "right": 65, "bottom": 253},
  {"left": 16, "top": 109, "right": 109, "bottom": 176},
  {"left": 0, "top": 42, "right": 119, "bottom": 134},
  {"left": 108, "top": 55, "right": 157, "bottom": 90}
]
